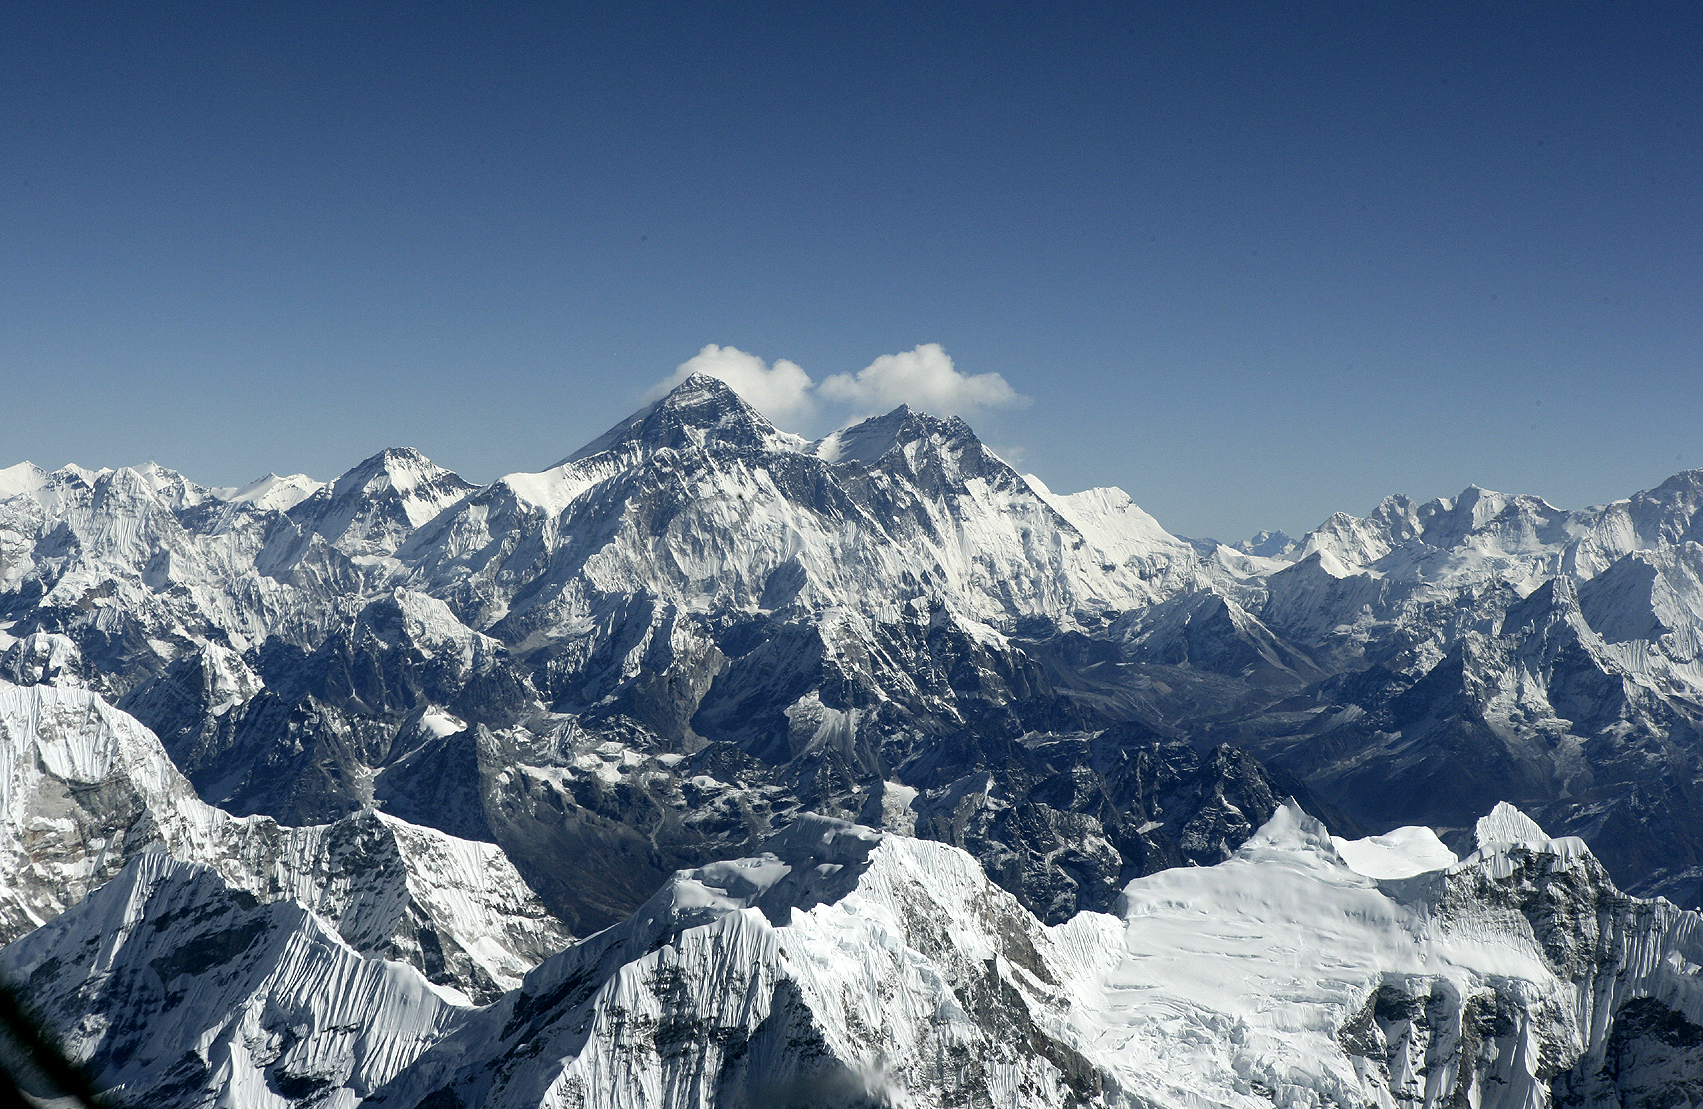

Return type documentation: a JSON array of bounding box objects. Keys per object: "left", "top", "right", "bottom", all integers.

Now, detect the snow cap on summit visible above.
[
  {"left": 217, "top": 472, "right": 325, "bottom": 513},
  {"left": 561, "top": 371, "right": 801, "bottom": 464},
  {"left": 1241, "top": 797, "right": 1337, "bottom": 856},
  {"left": 0, "top": 461, "right": 51, "bottom": 500},
  {"left": 810, "top": 404, "right": 972, "bottom": 467},
  {"left": 296, "top": 447, "right": 477, "bottom": 546},
  {"left": 330, "top": 447, "right": 451, "bottom": 497},
  {"left": 648, "top": 344, "right": 815, "bottom": 427},
  {"left": 643, "top": 343, "right": 1027, "bottom": 437},
  {"left": 1331, "top": 825, "right": 1458, "bottom": 879}
]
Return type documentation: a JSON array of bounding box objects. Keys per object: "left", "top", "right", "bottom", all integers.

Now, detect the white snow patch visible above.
[
  {"left": 0, "top": 462, "right": 50, "bottom": 500},
  {"left": 1473, "top": 801, "right": 1550, "bottom": 850},
  {"left": 1332, "top": 825, "right": 1458, "bottom": 879},
  {"left": 419, "top": 711, "right": 466, "bottom": 738},
  {"left": 218, "top": 472, "right": 325, "bottom": 512},
  {"left": 498, "top": 466, "right": 597, "bottom": 516}
]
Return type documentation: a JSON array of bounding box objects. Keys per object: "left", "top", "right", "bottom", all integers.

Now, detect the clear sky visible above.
[{"left": 3, "top": 1, "right": 1699, "bottom": 542}]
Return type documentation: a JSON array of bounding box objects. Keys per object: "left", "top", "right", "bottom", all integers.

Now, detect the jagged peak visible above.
[
  {"left": 1500, "top": 573, "right": 1580, "bottom": 634},
  {"left": 558, "top": 372, "right": 802, "bottom": 466},
  {"left": 1238, "top": 798, "right": 1337, "bottom": 857},
  {"left": 121, "top": 460, "right": 216, "bottom": 502},
  {"left": 1458, "top": 802, "right": 1595, "bottom": 875},
  {"left": 281, "top": 448, "right": 479, "bottom": 543},
  {"left": 1624, "top": 468, "right": 1703, "bottom": 528},
  {"left": 1369, "top": 491, "right": 1420, "bottom": 517},
  {"left": 1435, "top": 484, "right": 1500, "bottom": 516},
  {"left": 1294, "top": 485, "right": 1554, "bottom": 567},
  {"left": 46, "top": 460, "right": 227, "bottom": 511},
  {"left": 55, "top": 462, "right": 112, "bottom": 486},
  {"left": 1289, "top": 546, "right": 1365, "bottom": 580},
  {"left": 1421, "top": 484, "right": 1564, "bottom": 525},
  {"left": 670, "top": 370, "right": 750, "bottom": 405},
  {"left": 0, "top": 462, "right": 105, "bottom": 499},
  {"left": 1648, "top": 467, "right": 1703, "bottom": 497},
  {"left": 1310, "top": 510, "right": 1361, "bottom": 534}
]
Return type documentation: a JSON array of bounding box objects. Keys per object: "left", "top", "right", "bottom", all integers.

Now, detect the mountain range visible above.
[{"left": 3, "top": 372, "right": 1702, "bottom": 1106}]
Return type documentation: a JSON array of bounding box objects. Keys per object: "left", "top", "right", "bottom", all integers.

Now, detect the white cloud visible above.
[
  {"left": 817, "top": 344, "right": 1029, "bottom": 416},
  {"left": 650, "top": 342, "right": 1028, "bottom": 432},
  {"left": 651, "top": 344, "right": 817, "bottom": 427}
]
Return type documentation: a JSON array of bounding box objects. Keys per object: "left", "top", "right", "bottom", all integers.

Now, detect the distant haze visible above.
[{"left": 2, "top": 2, "right": 1697, "bottom": 542}]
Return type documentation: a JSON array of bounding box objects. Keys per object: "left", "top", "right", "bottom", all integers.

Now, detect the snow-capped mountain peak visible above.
[
  {"left": 1472, "top": 799, "right": 1552, "bottom": 850},
  {"left": 0, "top": 461, "right": 51, "bottom": 500},
  {"left": 808, "top": 404, "right": 964, "bottom": 467},
  {"left": 1235, "top": 528, "right": 1300, "bottom": 559},
  {"left": 327, "top": 446, "right": 469, "bottom": 509},
  {"left": 12, "top": 381, "right": 1703, "bottom": 1107},
  {"left": 280, "top": 446, "right": 476, "bottom": 556},
  {"left": 559, "top": 372, "right": 806, "bottom": 467},
  {"left": 215, "top": 471, "right": 327, "bottom": 513}
]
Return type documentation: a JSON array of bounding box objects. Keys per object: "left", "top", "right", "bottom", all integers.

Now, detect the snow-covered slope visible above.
[
  {"left": 0, "top": 850, "right": 469, "bottom": 1108},
  {"left": 1078, "top": 794, "right": 1703, "bottom": 1108},
  {"left": 0, "top": 681, "right": 570, "bottom": 1000},
  {"left": 1084, "top": 803, "right": 1572, "bottom": 1107},
  {"left": 0, "top": 679, "right": 234, "bottom": 938},
  {"left": 216, "top": 471, "right": 328, "bottom": 513},
  {"left": 18, "top": 802, "right": 1700, "bottom": 1108}
]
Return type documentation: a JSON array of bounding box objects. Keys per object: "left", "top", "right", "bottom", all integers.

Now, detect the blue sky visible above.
[{"left": 3, "top": 1, "right": 1698, "bottom": 541}]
